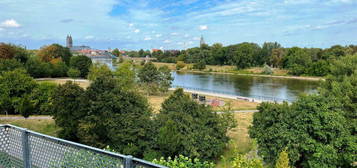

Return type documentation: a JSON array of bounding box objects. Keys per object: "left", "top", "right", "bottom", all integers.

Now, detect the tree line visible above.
[
  {"left": 0, "top": 43, "right": 92, "bottom": 79},
  {"left": 130, "top": 43, "right": 357, "bottom": 76}
]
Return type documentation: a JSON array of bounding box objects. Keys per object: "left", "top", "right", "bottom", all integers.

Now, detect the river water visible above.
[{"left": 172, "top": 72, "right": 320, "bottom": 102}]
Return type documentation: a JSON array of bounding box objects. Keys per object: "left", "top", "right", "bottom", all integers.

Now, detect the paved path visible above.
[
  {"left": 0, "top": 116, "right": 52, "bottom": 120},
  {"left": 169, "top": 88, "right": 264, "bottom": 103}
]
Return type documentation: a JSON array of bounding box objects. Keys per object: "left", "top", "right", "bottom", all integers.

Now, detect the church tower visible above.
[
  {"left": 66, "top": 35, "right": 73, "bottom": 48},
  {"left": 200, "top": 35, "right": 205, "bottom": 47}
]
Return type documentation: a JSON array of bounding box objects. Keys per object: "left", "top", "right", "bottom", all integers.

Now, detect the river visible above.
[{"left": 172, "top": 71, "right": 320, "bottom": 102}]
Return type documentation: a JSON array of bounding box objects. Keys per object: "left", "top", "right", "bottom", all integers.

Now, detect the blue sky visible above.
[{"left": 0, "top": 0, "right": 356, "bottom": 50}]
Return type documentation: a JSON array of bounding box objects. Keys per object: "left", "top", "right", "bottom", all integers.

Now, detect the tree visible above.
[
  {"left": 112, "top": 48, "right": 121, "bottom": 57},
  {"left": 0, "top": 43, "right": 16, "bottom": 59},
  {"left": 193, "top": 60, "right": 206, "bottom": 70},
  {"left": 270, "top": 48, "right": 285, "bottom": 68},
  {"left": 77, "top": 75, "right": 153, "bottom": 157},
  {"left": 138, "top": 62, "right": 160, "bottom": 83},
  {"left": 51, "top": 61, "right": 68, "bottom": 77},
  {"left": 158, "top": 66, "right": 173, "bottom": 93},
  {"left": 0, "top": 69, "right": 37, "bottom": 115},
  {"left": 37, "top": 44, "right": 72, "bottom": 65},
  {"left": 153, "top": 89, "right": 235, "bottom": 160},
  {"left": 87, "top": 63, "right": 112, "bottom": 81},
  {"left": 283, "top": 47, "right": 312, "bottom": 75},
  {"left": 69, "top": 55, "right": 92, "bottom": 78},
  {"left": 67, "top": 68, "right": 81, "bottom": 79},
  {"left": 0, "top": 59, "right": 24, "bottom": 73},
  {"left": 275, "top": 148, "right": 291, "bottom": 168},
  {"left": 52, "top": 81, "right": 85, "bottom": 141},
  {"left": 113, "top": 61, "right": 136, "bottom": 90},
  {"left": 249, "top": 95, "right": 355, "bottom": 167},
  {"left": 0, "top": 43, "right": 29, "bottom": 63},
  {"left": 17, "top": 96, "right": 34, "bottom": 118},
  {"left": 30, "top": 82, "right": 57, "bottom": 115},
  {"left": 139, "top": 49, "right": 145, "bottom": 57},
  {"left": 25, "top": 56, "right": 52, "bottom": 78},
  {"left": 234, "top": 43, "right": 261, "bottom": 69},
  {"left": 259, "top": 42, "right": 281, "bottom": 66}
]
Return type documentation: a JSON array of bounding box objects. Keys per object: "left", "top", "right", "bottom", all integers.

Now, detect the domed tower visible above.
[
  {"left": 200, "top": 35, "right": 205, "bottom": 47},
  {"left": 66, "top": 35, "right": 73, "bottom": 48}
]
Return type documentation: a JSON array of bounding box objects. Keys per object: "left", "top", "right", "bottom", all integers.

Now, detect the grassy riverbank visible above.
[{"left": 152, "top": 62, "right": 323, "bottom": 81}]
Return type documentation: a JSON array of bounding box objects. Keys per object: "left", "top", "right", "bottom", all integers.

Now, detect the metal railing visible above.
[
  {"left": 0, "top": 124, "right": 167, "bottom": 168},
  {"left": 172, "top": 85, "right": 294, "bottom": 102}
]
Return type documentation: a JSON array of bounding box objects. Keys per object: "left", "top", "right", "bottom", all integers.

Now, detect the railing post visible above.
[
  {"left": 124, "top": 155, "right": 133, "bottom": 168},
  {"left": 22, "top": 129, "right": 31, "bottom": 168}
]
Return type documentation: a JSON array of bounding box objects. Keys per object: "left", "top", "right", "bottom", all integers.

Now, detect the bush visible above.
[
  {"left": 176, "top": 61, "right": 186, "bottom": 70},
  {"left": 152, "top": 155, "right": 215, "bottom": 168},
  {"left": 262, "top": 64, "right": 273, "bottom": 75},
  {"left": 231, "top": 154, "right": 263, "bottom": 168},
  {"left": 51, "top": 61, "right": 68, "bottom": 77},
  {"left": 67, "top": 68, "right": 81, "bottom": 79}
]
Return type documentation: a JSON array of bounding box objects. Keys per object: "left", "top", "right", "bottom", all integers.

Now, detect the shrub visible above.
[
  {"left": 152, "top": 155, "right": 215, "bottom": 168},
  {"left": 70, "top": 55, "right": 92, "bottom": 77},
  {"left": 176, "top": 61, "right": 186, "bottom": 70},
  {"left": 262, "top": 64, "right": 273, "bottom": 75}
]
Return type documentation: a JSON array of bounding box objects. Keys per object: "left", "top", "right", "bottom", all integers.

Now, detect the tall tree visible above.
[
  {"left": 153, "top": 89, "right": 235, "bottom": 160},
  {"left": 37, "top": 44, "right": 72, "bottom": 65},
  {"left": 70, "top": 55, "right": 92, "bottom": 77},
  {"left": 0, "top": 69, "right": 37, "bottom": 115},
  {"left": 113, "top": 61, "right": 136, "bottom": 90},
  {"left": 52, "top": 81, "right": 85, "bottom": 141},
  {"left": 234, "top": 42, "right": 261, "bottom": 69},
  {"left": 77, "top": 75, "right": 153, "bottom": 157},
  {"left": 112, "top": 48, "right": 121, "bottom": 57},
  {"left": 259, "top": 42, "right": 281, "bottom": 66}
]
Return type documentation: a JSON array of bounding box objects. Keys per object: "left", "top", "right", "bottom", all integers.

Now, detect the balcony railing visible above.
[{"left": 0, "top": 124, "right": 167, "bottom": 168}]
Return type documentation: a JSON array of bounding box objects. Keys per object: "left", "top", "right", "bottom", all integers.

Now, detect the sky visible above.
[{"left": 0, "top": 0, "right": 357, "bottom": 50}]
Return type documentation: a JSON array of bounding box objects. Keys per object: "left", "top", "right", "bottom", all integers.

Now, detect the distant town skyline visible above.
[{"left": 0, "top": 0, "right": 357, "bottom": 50}]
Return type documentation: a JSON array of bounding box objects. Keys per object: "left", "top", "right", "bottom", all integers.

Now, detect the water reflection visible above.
[{"left": 172, "top": 72, "right": 320, "bottom": 101}]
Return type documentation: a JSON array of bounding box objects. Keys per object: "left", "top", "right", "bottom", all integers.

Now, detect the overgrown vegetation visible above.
[{"left": 249, "top": 54, "right": 357, "bottom": 167}]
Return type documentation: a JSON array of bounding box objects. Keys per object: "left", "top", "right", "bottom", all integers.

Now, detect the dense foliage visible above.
[
  {"left": 133, "top": 43, "right": 357, "bottom": 76},
  {"left": 69, "top": 55, "right": 92, "bottom": 78},
  {"left": 0, "top": 69, "right": 37, "bottom": 115},
  {"left": 77, "top": 75, "right": 153, "bottom": 157},
  {"left": 151, "top": 89, "right": 235, "bottom": 160},
  {"left": 249, "top": 54, "right": 357, "bottom": 167},
  {"left": 52, "top": 81, "right": 85, "bottom": 141},
  {"left": 138, "top": 62, "right": 173, "bottom": 94},
  {"left": 37, "top": 44, "right": 72, "bottom": 65},
  {"left": 87, "top": 63, "right": 112, "bottom": 81}
]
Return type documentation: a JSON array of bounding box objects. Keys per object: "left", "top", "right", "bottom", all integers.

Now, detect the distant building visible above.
[
  {"left": 151, "top": 49, "right": 161, "bottom": 53},
  {"left": 66, "top": 35, "right": 90, "bottom": 51},
  {"left": 200, "top": 35, "right": 205, "bottom": 46},
  {"left": 66, "top": 35, "right": 73, "bottom": 48}
]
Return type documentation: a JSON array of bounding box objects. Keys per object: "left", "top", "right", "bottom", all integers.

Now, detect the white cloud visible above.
[
  {"left": 171, "top": 32, "right": 178, "bottom": 36},
  {"left": 155, "top": 34, "right": 162, "bottom": 38},
  {"left": 184, "top": 34, "right": 190, "bottom": 37},
  {"left": 188, "top": 41, "right": 194, "bottom": 44},
  {"left": 129, "top": 23, "right": 134, "bottom": 27},
  {"left": 84, "top": 35, "right": 94, "bottom": 39},
  {"left": 159, "top": 46, "right": 164, "bottom": 50},
  {"left": 134, "top": 29, "right": 140, "bottom": 33},
  {"left": 144, "top": 36, "right": 152, "bottom": 40},
  {"left": 0, "top": 19, "right": 21, "bottom": 28},
  {"left": 177, "top": 42, "right": 183, "bottom": 45},
  {"left": 193, "top": 37, "right": 200, "bottom": 41},
  {"left": 199, "top": 25, "right": 208, "bottom": 30},
  {"left": 163, "top": 39, "right": 171, "bottom": 43}
]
